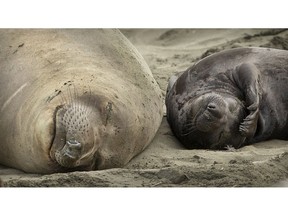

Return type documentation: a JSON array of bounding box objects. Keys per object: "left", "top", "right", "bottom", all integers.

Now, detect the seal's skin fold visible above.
[
  {"left": 0, "top": 29, "right": 163, "bottom": 173},
  {"left": 166, "top": 47, "right": 288, "bottom": 150}
]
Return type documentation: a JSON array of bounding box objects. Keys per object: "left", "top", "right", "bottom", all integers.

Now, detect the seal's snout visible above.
[
  {"left": 50, "top": 99, "right": 99, "bottom": 169},
  {"left": 192, "top": 94, "right": 228, "bottom": 133},
  {"left": 206, "top": 102, "right": 224, "bottom": 119}
]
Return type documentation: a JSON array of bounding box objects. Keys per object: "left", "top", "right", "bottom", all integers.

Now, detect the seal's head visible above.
[
  {"left": 49, "top": 98, "right": 101, "bottom": 171},
  {"left": 178, "top": 92, "right": 246, "bottom": 150}
]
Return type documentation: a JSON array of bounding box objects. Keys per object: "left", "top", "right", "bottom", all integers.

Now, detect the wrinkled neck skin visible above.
[
  {"left": 179, "top": 92, "right": 247, "bottom": 150},
  {"left": 50, "top": 99, "right": 102, "bottom": 171}
]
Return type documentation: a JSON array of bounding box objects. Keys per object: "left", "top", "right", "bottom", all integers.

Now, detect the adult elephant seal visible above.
[
  {"left": 166, "top": 47, "right": 288, "bottom": 150},
  {"left": 0, "top": 29, "right": 163, "bottom": 174}
]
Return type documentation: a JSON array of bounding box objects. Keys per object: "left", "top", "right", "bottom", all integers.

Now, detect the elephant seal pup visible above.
[
  {"left": 0, "top": 29, "right": 163, "bottom": 174},
  {"left": 166, "top": 47, "right": 288, "bottom": 150}
]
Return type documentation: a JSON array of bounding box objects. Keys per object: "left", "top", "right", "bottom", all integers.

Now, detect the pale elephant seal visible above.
[
  {"left": 0, "top": 29, "right": 163, "bottom": 173},
  {"left": 166, "top": 47, "right": 288, "bottom": 150}
]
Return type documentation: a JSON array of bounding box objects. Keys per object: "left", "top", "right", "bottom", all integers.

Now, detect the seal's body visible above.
[
  {"left": 166, "top": 47, "right": 288, "bottom": 150},
  {"left": 0, "top": 29, "right": 163, "bottom": 173}
]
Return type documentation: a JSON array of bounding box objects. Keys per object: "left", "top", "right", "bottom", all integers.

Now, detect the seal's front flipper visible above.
[{"left": 232, "top": 63, "right": 262, "bottom": 138}]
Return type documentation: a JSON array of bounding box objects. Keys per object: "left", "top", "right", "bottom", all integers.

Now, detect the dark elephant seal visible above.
[
  {"left": 166, "top": 47, "right": 288, "bottom": 150},
  {"left": 0, "top": 29, "right": 163, "bottom": 173}
]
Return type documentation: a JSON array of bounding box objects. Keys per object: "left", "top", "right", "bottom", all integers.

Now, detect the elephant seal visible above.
[
  {"left": 0, "top": 29, "right": 163, "bottom": 174},
  {"left": 166, "top": 47, "right": 288, "bottom": 150}
]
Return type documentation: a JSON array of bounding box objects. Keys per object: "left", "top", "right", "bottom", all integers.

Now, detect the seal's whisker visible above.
[
  {"left": 73, "top": 84, "right": 78, "bottom": 102},
  {"left": 71, "top": 84, "right": 76, "bottom": 109},
  {"left": 183, "top": 127, "right": 197, "bottom": 134},
  {"left": 84, "top": 87, "right": 92, "bottom": 115},
  {"left": 180, "top": 128, "right": 197, "bottom": 136},
  {"left": 182, "top": 124, "right": 197, "bottom": 131},
  {"left": 86, "top": 87, "right": 93, "bottom": 112},
  {"left": 184, "top": 122, "right": 196, "bottom": 127},
  {"left": 67, "top": 84, "right": 74, "bottom": 107},
  {"left": 60, "top": 89, "right": 69, "bottom": 108},
  {"left": 181, "top": 123, "right": 197, "bottom": 134},
  {"left": 85, "top": 88, "right": 91, "bottom": 113},
  {"left": 72, "top": 85, "right": 80, "bottom": 112},
  {"left": 183, "top": 120, "right": 197, "bottom": 131},
  {"left": 59, "top": 91, "right": 65, "bottom": 105}
]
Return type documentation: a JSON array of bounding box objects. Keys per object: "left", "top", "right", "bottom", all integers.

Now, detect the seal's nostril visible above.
[
  {"left": 67, "top": 140, "right": 81, "bottom": 150},
  {"left": 207, "top": 103, "right": 217, "bottom": 110},
  {"left": 206, "top": 102, "right": 224, "bottom": 119},
  {"left": 67, "top": 139, "right": 77, "bottom": 145}
]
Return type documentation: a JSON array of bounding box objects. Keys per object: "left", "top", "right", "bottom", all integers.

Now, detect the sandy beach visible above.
[{"left": 1, "top": 29, "right": 288, "bottom": 187}]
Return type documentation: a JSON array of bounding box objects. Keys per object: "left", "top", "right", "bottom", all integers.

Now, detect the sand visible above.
[{"left": 1, "top": 29, "right": 288, "bottom": 187}]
